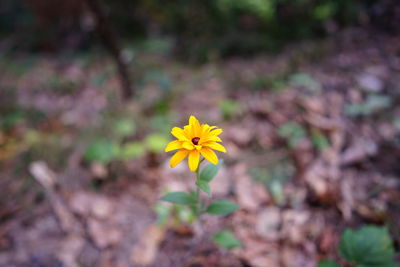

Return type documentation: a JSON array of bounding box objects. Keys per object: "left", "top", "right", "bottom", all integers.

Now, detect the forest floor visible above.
[{"left": 1, "top": 28, "right": 400, "bottom": 267}]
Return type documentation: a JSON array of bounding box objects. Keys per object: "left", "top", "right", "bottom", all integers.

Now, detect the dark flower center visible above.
[{"left": 192, "top": 137, "right": 200, "bottom": 145}]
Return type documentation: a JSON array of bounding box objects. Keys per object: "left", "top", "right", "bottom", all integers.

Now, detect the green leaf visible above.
[
  {"left": 2, "top": 111, "right": 24, "bottom": 130},
  {"left": 288, "top": 72, "right": 320, "bottom": 92},
  {"left": 119, "top": 142, "right": 145, "bottom": 159},
  {"left": 339, "top": 225, "right": 396, "bottom": 267},
  {"left": 176, "top": 205, "right": 195, "bottom": 223},
  {"left": 160, "top": 192, "right": 196, "bottom": 205},
  {"left": 113, "top": 119, "right": 136, "bottom": 138},
  {"left": 196, "top": 180, "right": 211, "bottom": 196},
  {"left": 213, "top": 230, "right": 241, "bottom": 249},
  {"left": 313, "top": 2, "right": 337, "bottom": 21},
  {"left": 311, "top": 130, "right": 330, "bottom": 151},
  {"left": 345, "top": 94, "right": 392, "bottom": 117},
  {"left": 145, "top": 133, "right": 169, "bottom": 153},
  {"left": 277, "top": 122, "right": 306, "bottom": 148},
  {"left": 219, "top": 99, "right": 240, "bottom": 120},
  {"left": 84, "top": 139, "right": 119, "bottom": 164},
  {"left": 206, "top": 200, "right": 240, "bottom": 216},
  {"left": 199, "top": 161, "right": 222, "bottom": 182},
  {"left": 154, "top": 203, "right": 171, "bottom": 226},
  {"left": 318, "top": 259, "right": 339, "bottom": 267}
]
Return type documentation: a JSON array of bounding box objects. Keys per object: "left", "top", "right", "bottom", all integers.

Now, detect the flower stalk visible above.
[{"left": 160, "top": 115, "right": 242, "bottom": 249}]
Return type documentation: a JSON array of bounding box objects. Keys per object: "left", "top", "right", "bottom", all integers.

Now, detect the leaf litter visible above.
[{"left": 1, "top": 29, "right": 400, "bottom": 266}]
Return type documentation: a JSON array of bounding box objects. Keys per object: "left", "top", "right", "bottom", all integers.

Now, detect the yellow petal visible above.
[
  {"left": 203, "top": 142, "right": 226, "bottom": 152},
  {"left": 188, "top": 150, "right": 200, "bottom": 172},
  {"left": 200, "top": 135, "right": 221, "bottom": 144},
  {"left": 210, "top": 128, "right": 223, "bottom": 136},
  {"left": 200, "top": 147, "right": 218, "bottom": 165},
  {"left": 182, "top": 141, "right": 194, "bottom": 150},
  {"left": 170, "top": 149, "right": 189, "bottom": 168},
  {"left": 201, "top": 124, "right": 216, "bottom": 136},
  {"left": 201, "top": 124, "right": 209, "bottom": 135},
  {"left": 189, "top": 115, "right": 201, "bottom": 136},
  {"left": 183, "top": 125, "right": 194, "bottom": 139},
  {"left": 171, "top": 127, "right": 189, "bottom": 141},
  {"left": 165, "top": 140, "right": 182, "bottom": 152},
  {"left": 189, "top": 115, "right": 199, "bottom": 127}
]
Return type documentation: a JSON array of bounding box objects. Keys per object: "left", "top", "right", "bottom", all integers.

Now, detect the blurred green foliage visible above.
[
  {"left": 339, "top": 226, "right": 396, "bottom": 267},
  {"left": 311, "top": 129, "right": 330, "bottom": 151},
  {"left": 84, "top": 139, "right": 120, "bottom": 164},
  {"left": 345, "top": 94, "right": 392, "bottom": 117},
  {"left": 278, "top": 122, "right": 306, "bottom": 148},
  {"left": 145, "top": 133, "right": 169, "bottom": 153},
  {"left": 139, "top": 0, "right": 363, "bottom": 60},
  {"left": 1, "top": 0, "right": 370, "bottom": 61},
  {"left": 83, "top": 113, "right": 171, "bottom": 164},
  {"left": 251, "top": 156, "right": 294, "bottom": 205},
  {"left": 318, "top": 260, "right": 340, "bottom": 267},
  {"left": 320, "top": 225, "right": 397, "bottom": 267},
  {"left": 213, "top": 230, "right": 242, "bottom": 249},
  {"left": 289, "top": 72, "right": 321, "bottom": 92},
  {"left": 219, "top": 99, "right": 241, "bottom": 120}
]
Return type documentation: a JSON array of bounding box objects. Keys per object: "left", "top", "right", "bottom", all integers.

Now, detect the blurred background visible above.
[{"left": 1, "top": 0, "right": 400, "bottom": 266}]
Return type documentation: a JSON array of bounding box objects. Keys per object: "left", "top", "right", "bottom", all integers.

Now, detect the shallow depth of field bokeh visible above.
[{"left": 1, "top": 0, "right": 400, "bottom": 266}]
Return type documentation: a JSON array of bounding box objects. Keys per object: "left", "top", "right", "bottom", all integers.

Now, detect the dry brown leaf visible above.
[
  {"left": 304, "top": 160, "right": 329, "bottom": 197},
  {"left": 210, "top": 165, "right": 230, "bottom": 196},
  {"left": 340, "top": 139, "right": 378, "bottom": 165},
  {"left": 233, "top": 164, "right": 269, "bottom": 210},
  {"left": 300, "top": 96, "right": 325, "bottom": 114},
  {"left": 256, "top": 207, "right": 281, "bottom": 241},
  {"left": 339, "top": 176, "right": 355, "bottom": 221},
  {"left": 227, "top": 126, "right": 253, "bottom": 146},
  {"left": 69, "top": 191, "right": 114, "bottom": 220},
  {"left": 90, "top": 162, "right": 108, "bottom": 179},
  {"left": 88, "top": 219, "right": 122, "bottom": 249},
  {"left": 130, "top": 224, "right": 165, "bottom": 266},
  {"left": 57, "top": 234, "right": 85, "bottom": 267},
  {"left": 281, "top": 210, "right": 310, "bottom": 245},
  {"left": 318, "top": 227, "right": 337, "bottom": 253},
  {"left": 239, "top": 242, "right": 280, "bottom": 267},
  {"left": 29, "top": 161, "right": 57, "bottom": 190}
]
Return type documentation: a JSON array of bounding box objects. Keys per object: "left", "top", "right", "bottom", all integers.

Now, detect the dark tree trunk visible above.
[{"left": 84, "top": 0, "right": 133, "bottom": 99}]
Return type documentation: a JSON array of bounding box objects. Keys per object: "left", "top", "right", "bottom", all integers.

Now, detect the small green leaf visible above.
[
  {"left": 160, "top": 192, "right": 196, "bottom": 205},
  {"left": 278, "top": 122, "right": 306, "bottom": 148},
  {"left": 199, "top": 161, "right": 222, "bottom": 182},
  {"left": 318, "top": 259, "right": 339, "bottom": 267},
  {"left": 206, "top": 200, "right": 240, "bottom": 216},
  {"left": 219, "top": 99, "right": 241, "bottom": 120},
  {"left": 145, "top": 133, "right": 169, "bottom": 153},
  {"left": 339, "top": 225, "right": 396, "bottom": 267},
  {"left": 119, "top": 142, "right": 145, "bottom": 159},
  {"left": 213, "top": 230, "right": 241, "bottom": 249},
  {"left": 113, "top": 119, "right": 136, "bottom": 137},
  {"left": 176, "top": 205, "right": 195, "bottom": 223},
  {"left": 289, "top": 72, "right": 320, "bottom": 92},
  {"left": 345, "top": 94, "right": 392, "bottom": 117},
  {"left": 311, "top": 130, "right": 330, "bottom": 151},
  {"left": 196, "top": 180, "right": 211, "bottom": 196},
  {"left": 84, "top": 139, "right": 119, "bottom": 164},
  {"left": 154, "top": 203, "right": 171, "bottom": 226}
]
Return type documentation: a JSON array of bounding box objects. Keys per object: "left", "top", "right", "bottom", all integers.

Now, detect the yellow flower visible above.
[{"left": 165, "top": 115, "right": 226, "bottom": 172}]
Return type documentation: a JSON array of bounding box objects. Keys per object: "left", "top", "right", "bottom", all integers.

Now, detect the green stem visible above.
[
  {"left": 195, "top": 157, "right": 206, "bottom": 216},
  {"left": 195, "top": 157, "right": 207, "bottom": 235},
  {"left": 195, "top": 164, "right": 202, "bottom": 216}
]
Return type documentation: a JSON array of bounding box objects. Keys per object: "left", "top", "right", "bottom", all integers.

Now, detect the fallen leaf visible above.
[
  {"left": 88, "top": 219, "right": 122, "bottom": 249},
  {"left": 130, "top": 224, "right": 165, "bottom": 265},
  {"left": 29, "top": 161, "right": 57, "bottom": 190},
  {"left": 256, "top": 207, "right": 281, "bottom": 241}
]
